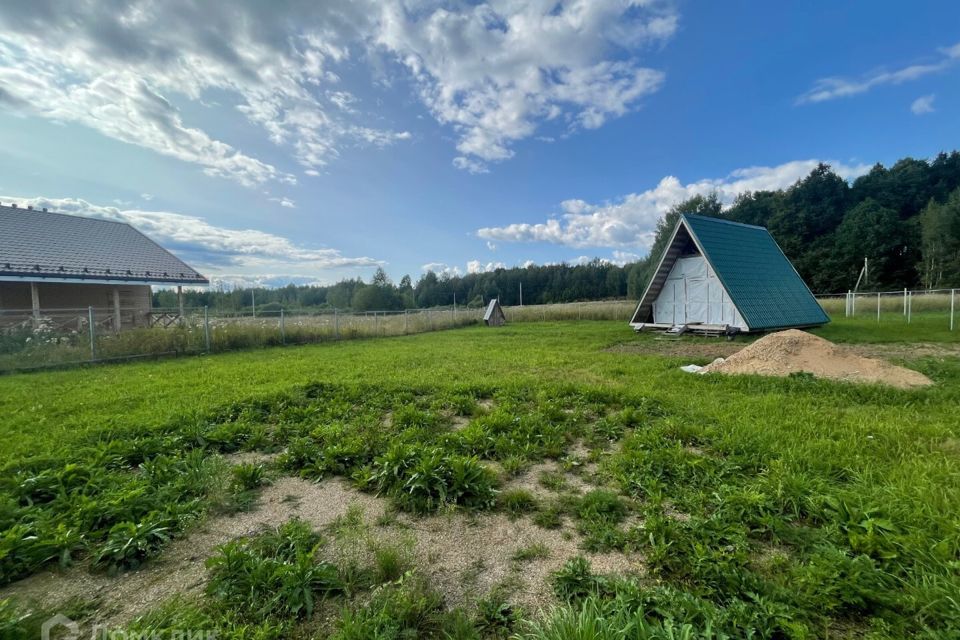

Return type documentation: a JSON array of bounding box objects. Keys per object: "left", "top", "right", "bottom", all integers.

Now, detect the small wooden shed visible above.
[{"left": 483, "top": 299, "right": 506, "bottom": 326}]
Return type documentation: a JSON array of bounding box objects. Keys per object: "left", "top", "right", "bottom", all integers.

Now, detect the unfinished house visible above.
[
  {"left": 629, "top": 214, "right": 828, "bottom": 336},
  {"left": 0, "top": 203, "right": 208, "bottom": 331}
]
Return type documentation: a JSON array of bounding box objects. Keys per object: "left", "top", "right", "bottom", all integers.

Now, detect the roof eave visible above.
[
  {"left": 0, "top": 273, "right": 209, "bottom": 286},
  {"left": 629, "top": 218, "right": 687, "bottom": 324}
]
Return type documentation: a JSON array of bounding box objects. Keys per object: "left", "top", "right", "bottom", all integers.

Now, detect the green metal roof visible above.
[{"left": 682, "top": 214, "right": 829, "bottom": 330}]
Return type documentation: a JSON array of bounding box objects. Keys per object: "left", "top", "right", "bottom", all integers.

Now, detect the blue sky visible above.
[{"left": 0, "top": 1, "right": 958, "bottom": 287}]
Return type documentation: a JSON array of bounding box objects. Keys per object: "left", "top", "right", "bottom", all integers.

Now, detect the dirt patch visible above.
[
  {"left": 224, "top": 451, "right": 280, "bottom": 466},
  {"left": 701, "top": 330, "right": 933, "bottom": 389},
  {"left": 394, "top": 510, "right": 634, "bottom": 614},
  {"left": 0, "top": 477, "right": 386, "bottom": 632},
  {"left": 503, "top": 460, "right": 593, "bottom": 499},
  {"left": 846, "top": 342, "right": 960, "bottom": 361},
  {"left": 610, "top": 337, "right": 960, "bottom": 366},
  {"left": 606, "top": 340, "right": 743, "bottom": 359},
  {"left": 663, "top": 502, "right": 691, "bottom": 523},
  {"left": 3, "top": 472, "right": 643, "bottom": 629}
]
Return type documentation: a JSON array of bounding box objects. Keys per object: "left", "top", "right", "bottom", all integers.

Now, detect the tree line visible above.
[{"left": 155, "top": 151, "right": 960, "bottom": 312}]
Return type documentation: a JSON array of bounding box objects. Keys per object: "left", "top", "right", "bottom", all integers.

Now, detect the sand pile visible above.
[{"left": 702, "top": 329, "right": 932, "bottom": 389}]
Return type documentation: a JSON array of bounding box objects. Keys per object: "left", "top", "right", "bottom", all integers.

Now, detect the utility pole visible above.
[
  {"left": 519, "top": 282, "right": 523, "bottom": 307},
  {"left": 251, "top": 290, "right": 256, "bottom": 318}
]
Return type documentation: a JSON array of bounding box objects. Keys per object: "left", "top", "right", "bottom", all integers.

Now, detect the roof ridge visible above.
[
  {"left": 681, "top": 213, "right": 766, "bottom": 230},
  {"left": 0, "top": 203, "right": 133, "bottom": 227}
]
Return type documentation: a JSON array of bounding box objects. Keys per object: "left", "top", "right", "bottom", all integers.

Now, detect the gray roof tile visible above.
[{"left": 0, "top": 204, "right": 208, "bottom": 284}]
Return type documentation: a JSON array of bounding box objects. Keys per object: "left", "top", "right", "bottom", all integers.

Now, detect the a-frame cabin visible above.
[{"left": 629, "top": 214, "right": 829, "bottom": 335}]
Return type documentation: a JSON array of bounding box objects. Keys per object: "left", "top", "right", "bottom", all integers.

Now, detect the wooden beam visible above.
[
  {"left": 113, "top": 286, "right": 122, "bottom": 332},
  {"left": 30, "top": 282, "right": 40, "bottom": 326}
]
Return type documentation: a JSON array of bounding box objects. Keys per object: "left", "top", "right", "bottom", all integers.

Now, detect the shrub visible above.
[
  {"left": 0, "top": 599, "right": 29, "bottom": 640},
  {"left": 512, "top": 543, "right": 550, "bottom": 563},
  {"left": 206, "top": 520, "right": 341, "bottom": 620},
  {"left": 538, "top": 471, "right": 568, "bottom": 492},
  {"left": 552, "top": 556, "right": 608, "bottom": 601},
  {"left": 515, "top": 596, "right": 723, "bottom": 640},
  {"left": 94, "top": 514, "right": 174, "bottom": 573},
  {"left": 474, "top": 594, "right": 520, "bottom": 637},
  {"left": 533, "top": 503, "right": 564, "bottom": 530},
  {"left": 230, "top": 463, "right": 266, "bottom": 491},
  {"left": 577, "top": 490, "right": 627, "bottom": 525},
  {"left": 371, "top": 444, "right": 497, "bottom": 513},
  {"left": 499, "top": 489, "right": 539, "bottom": 517},
  {"left": 330, "top": 575, "right": 446, "bottom": 640},
  {"left": 373, "top": 544, "right": 410, "bottom": 583}
]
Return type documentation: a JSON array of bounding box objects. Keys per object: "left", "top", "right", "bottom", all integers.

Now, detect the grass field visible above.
[{"left": 1, "top": 317, "right": 958, "bottom": 639}]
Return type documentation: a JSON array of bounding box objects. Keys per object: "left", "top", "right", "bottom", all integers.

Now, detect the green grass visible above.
[
  {"left": 1, "top": 319, "right": 959, "bottom": 638},
  {"left": 813, "top": 313, "right": 958, "bottom": 343}
]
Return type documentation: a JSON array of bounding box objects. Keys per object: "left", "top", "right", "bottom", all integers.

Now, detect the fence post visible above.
[
  {"left": 877, "top": 292, "right": 880, "bottom": 323},
  {"left": 334, "top": 308, "right": 340, "bottom": 339},
  {"left": 204, "top": 306, "right": 211, "bottom": 352},
  {"left": 907, "top": 291, "right": 912, "bottom": 324},
  {"left": 951, "top": 289, "right": 955, "bottom": 331},
  {"left": 428, "top": 309, "right": 433, "bottom": 331},
  {"left": 404, "top": 310, "right": 408, "bottom": 334},
  {"left": 280, "top": 307, "right": 285, "bottom": 344},
  {"left": 903, "top": 288, "right": 907, "bottom": 316},
  {"left": 87, "top": 306, "right": 96, "bottom": 361},
  {"left": 375, "top": 312, "right": 380, "bottom": 336}
]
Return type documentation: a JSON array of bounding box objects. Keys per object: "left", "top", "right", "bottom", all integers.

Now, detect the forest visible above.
[{"left": 156, "top": 151, "right": 960, "bottom": 312}]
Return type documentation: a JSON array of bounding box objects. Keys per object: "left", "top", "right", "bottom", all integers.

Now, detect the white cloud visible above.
[
  {"left": 372, "top": 0, "right": 675, "bottom": 171},
  {"left": 140, "top": 193, "right": 154, "bottom": 201},
  {"left": 208, "top": 274, "right": 332, "bottom": 290},
  {"left": 0, "top": 1, "right": 676, "bottom": 180},
  {"left": 798, "top": 42, "right": 960, "bottom": 104},
  {"left": 0, "top": 2, "right": 408, "bottom": 185},
  {"left": 2, "top": 195, "right": 382, "bottom": 277},
  {"left": 477, "top": 159, "right": 870, "bottom": 250},
  {"left": 467, "top": 260, "right": 506, "bottom": 274},
  {"left": 421, "top": 259, "right": 505, "bottom": 276},
  {"left": 611, "top": 250, "right": 642, "bottom": 265},
  {"left": 269, "top": 196, "right": 297, "bottom": 209},
  {"left": 420, "top": 262, "right": 462, "bottom": 277},
  {"left": 486, "top": 241, "right": 497, "bottom": 252},
  {"left": 452, "top": 157, "right": 491, "bottom": 175},
  {"left": 911, "top": 94, "right": 936, "bottom": 115}
]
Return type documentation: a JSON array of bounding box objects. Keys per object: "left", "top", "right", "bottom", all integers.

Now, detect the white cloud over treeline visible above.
[{"left": 477, "top": 159, "right": 870, "bottom": 250}]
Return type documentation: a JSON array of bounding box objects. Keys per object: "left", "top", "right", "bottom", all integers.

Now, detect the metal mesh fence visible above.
[
  {"left": 0, "top": 306, "right": 481, "bottom": 372},
  {"left": 817, "top": 288, "right": 957, "bottom": 329},
  {"left": 0, "top": 300, "right": 640, "bottom": 372},
  {"left": 1, "top": 291, "right": 953, "bottom": 372}
]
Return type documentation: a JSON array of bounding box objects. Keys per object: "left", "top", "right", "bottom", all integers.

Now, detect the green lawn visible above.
[{"left": 1, "top": 320, "right": 959, "bottom": 639}]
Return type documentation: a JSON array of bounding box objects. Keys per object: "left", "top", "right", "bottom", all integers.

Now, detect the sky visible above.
[{"left": 0, "top": 1, "right": 958, "bottom": 288}]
